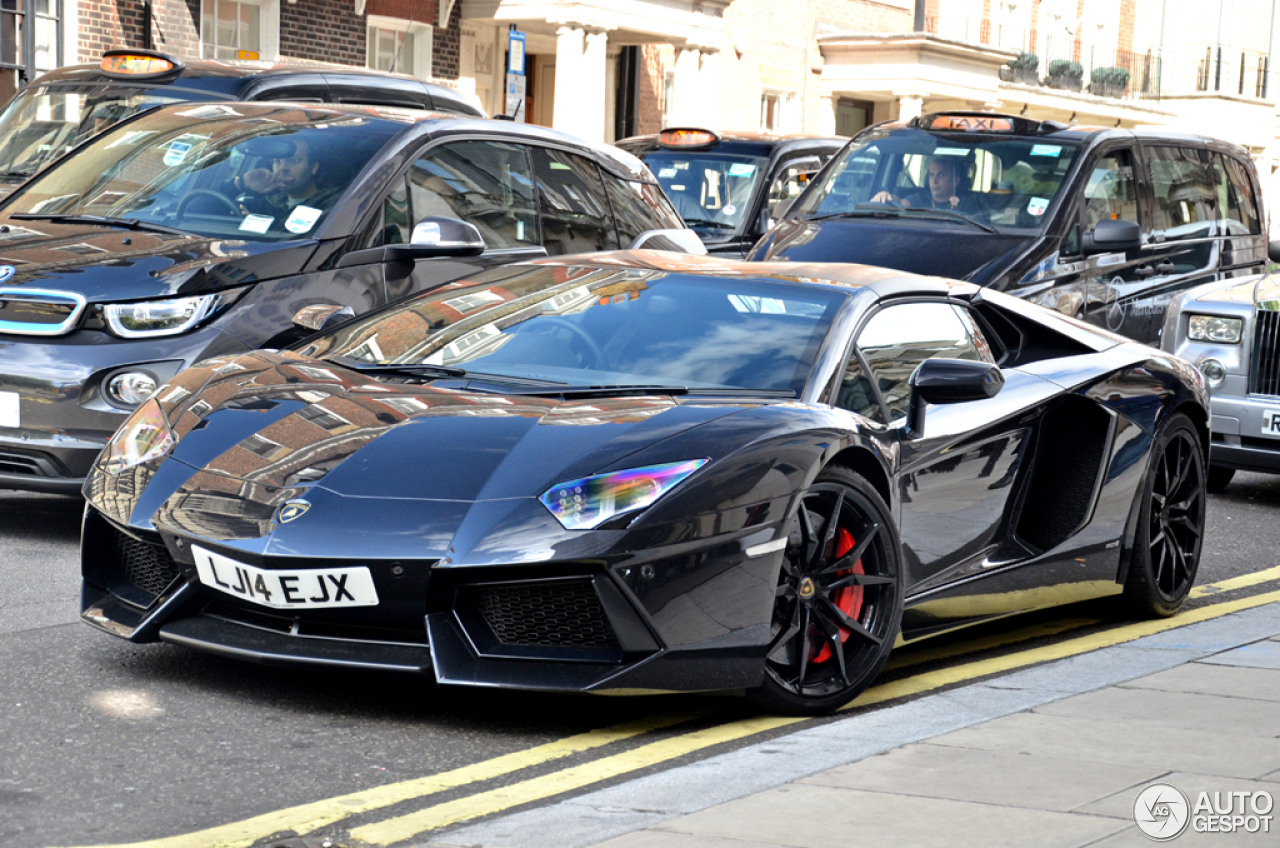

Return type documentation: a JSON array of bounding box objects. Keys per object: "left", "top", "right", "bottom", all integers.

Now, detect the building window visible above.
[
  {"left": 367, "top": 16, "right": 434, "bottom": 79},
  {"left": 201, "top": 0, "right": 278, "bottom": 60},
  {"left": 760, "top": 89, "right": 795, "bottom": 133},
  {"left": 661, "top": 71, "right": 675, "bottom": 126}
]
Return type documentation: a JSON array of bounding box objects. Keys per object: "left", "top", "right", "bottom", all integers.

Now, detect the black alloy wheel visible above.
[
  {"left": 752, "top": 465, "right": 902, "bottom": 715},
  {"left": 1124, "top": 413, "right": 1206, "bottom": 617}
]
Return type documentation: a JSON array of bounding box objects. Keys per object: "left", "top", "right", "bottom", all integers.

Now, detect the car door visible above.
[
  {"left": 1125, "top": 143, "right": 1220, "bottom": 342},
  {"left": 851, "top": 299, "right": 1059, "bottom": 595},
  {"left": 529, "top": 146, "right": 620, "bottom": 255}
]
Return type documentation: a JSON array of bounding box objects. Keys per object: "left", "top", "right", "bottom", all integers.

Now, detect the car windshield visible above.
[
  {"left": 795, "top": 128, "right": 1082, "bottom": 232},
  {"left": 0, "top": 83, "right": 190, "bottom": 179},
  {"left": 300, "top": 263, "right": 845, "bottom": 395},
  {"left": 642, "top": 151, "right": 766, "bottom": 233},
  {"left": 6, "top": 103, "right": 404, "bottom": 241}
]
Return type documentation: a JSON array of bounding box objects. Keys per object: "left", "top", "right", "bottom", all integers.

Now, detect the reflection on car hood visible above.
[
  {"left": 1194, "top": 273, "right": 1280, "bottom": 306},
  {"left": 0, "top": 219, "right": 317, "bottom": 301},
  {"left": 157, "top": 350, "right": 750, "bottom": 504},
  {"left": 758, "top": 217, "right": 1029, "bottom": 281}
]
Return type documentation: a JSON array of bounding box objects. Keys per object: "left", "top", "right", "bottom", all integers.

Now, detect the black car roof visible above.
[
  {"left": 20, "top": 57, "right": 485, "bottom": 117},
  {"left": 616, "top": 131, "right": 845, "bottom": 160}
]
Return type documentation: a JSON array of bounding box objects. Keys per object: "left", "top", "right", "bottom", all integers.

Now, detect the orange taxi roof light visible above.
[
  {"left": 658, "top": 128, "right": 720, "bottom": 149},
  {"left": 927, "top": 115, "right": 1015, "bottom": 132},
  {"left": 100, "top": 50, "right": 181, "bottom": 78}
]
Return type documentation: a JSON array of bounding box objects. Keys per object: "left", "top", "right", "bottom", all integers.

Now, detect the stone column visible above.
[
  {"left": 553, "top": 25, "right": 585, "bottom": 137},
  {"left": 818, "top": 93, "right": 837, "bottom": 136},
  {"left": 697, "top": 49, "right": 720, "bottom": 128},
  {"left": 670, "top": 46, "right": 702, "bottom": 126},
  {"left": 897, "top": 94, "right": 925, "bottom": 123},
  {"left": 580, "top": 29, "right": 609, "bottom": 143}
]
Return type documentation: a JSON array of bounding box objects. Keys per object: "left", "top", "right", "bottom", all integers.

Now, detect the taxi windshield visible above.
[
  {"left": 795, "top": 129, "right": 1081, "bottom": 232},
  {"left": 643, "top": 151, "right": 766, "bottom": 233},
  {"left": 300, "top": 264, "right": 844, "bottom": 395},
  {"left": 6, "top": 103, "right": 403, "bottom": 241},
  {"left": 0, "top": 83, "right": 188, "bottom": 180}
]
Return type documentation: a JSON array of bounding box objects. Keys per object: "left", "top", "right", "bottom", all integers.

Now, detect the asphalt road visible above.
[{"left": 3, "top": 472, "right": 1280, "bottom": 848}]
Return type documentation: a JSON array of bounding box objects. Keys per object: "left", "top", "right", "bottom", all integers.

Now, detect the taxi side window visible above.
[
  {"left": 857, "top": 302, "right": 994, "bottom": 424},
  {"left": 408, "top": 141, "right": 539, "bottom": 250},
  {"left": 606, "top": 176, "right": 684, "bottom": 246},
  {"left": 768, "top": 156, "right": 821, "bottom": 215},
  {"left": 1147, "top": 146, "right": 1216, "bottom": 240},
  {"left": 531, "top": 147, "right": 619, "bottom": 255},
  {"left": 1213, "top": 153, "right": 1261, "bottom": 235},
  {"left": 1082, "top": 149, "right": 1139, "bottom": 231}
]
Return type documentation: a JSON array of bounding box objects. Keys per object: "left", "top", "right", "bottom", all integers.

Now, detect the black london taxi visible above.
[
  {"left": 0, "top": 101, "right": 691, "bottom": 493},
  {"left": 750, "top": 111, "right": 1268, "bottom": 345},
  {"left": 615, "top": 128, "right": 845, "bottom": 257},
  {"left": 0, "top": 49, "right": 486, "bottom": 197}
]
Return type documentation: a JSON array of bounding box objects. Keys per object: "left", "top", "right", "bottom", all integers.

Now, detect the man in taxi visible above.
[
  {"left": 234, "top": 137, "right": 337, "bottom": 228},
  {"left": 871, "top": 156, "right": 979, "bottom": 213}
]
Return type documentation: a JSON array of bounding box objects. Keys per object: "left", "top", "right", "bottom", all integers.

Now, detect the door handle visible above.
[
  {"left": 1134, "top": 264, "right": 1156, "bottom": 278},
  {"left": 1155, "top": 261, "right": 1175, "bottom": 273}
]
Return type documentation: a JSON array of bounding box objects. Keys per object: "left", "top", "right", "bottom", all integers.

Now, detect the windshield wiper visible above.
[
  {"left": 10, "top": 213, "right": 193, "bottom": 236},
  {"left": 806, "top": 205, "right": 998, "bottom": 234},
  {"left": 324, "top": 355, "right": 468, "bottom": 379}
]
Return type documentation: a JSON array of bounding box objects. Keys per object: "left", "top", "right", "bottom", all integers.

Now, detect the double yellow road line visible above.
[{"left": 55, "top": 565, "right": 1280, "bottom": 848}]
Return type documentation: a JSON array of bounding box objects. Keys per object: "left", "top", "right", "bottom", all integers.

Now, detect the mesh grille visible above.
[
  {"left": 1251, "top": 311, "right": 1280, "bottom": 397},
  {"left": 0, "top": 451, "right": 44, "bottom": 476},
  {"left": 477, "top": 580, "right": 618, "bottom": 648},
  {"left": 113, "top": 530, "right": 181, "bottom": 598}
]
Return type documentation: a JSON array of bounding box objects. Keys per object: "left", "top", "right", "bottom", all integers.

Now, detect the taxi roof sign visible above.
[
  {"left": 100, "top": 50, "right": 183, "bottom": 79},
  {"left": 913, "top": 111, "right": 1067, "bottom": 135},
  {"left": 658, "top": 128, "right": 720, "bottom": 150}
]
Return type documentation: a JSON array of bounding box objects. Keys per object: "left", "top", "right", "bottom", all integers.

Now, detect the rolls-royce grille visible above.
[
  {"left": 1251, "top": 310, "right": 1280, "bottom": 398},
  {"left": 111, "top": 528, "right": 181, "bottom": 599},
  {"left": 477, "top": 580, "right": 619, "bottom": 648}
]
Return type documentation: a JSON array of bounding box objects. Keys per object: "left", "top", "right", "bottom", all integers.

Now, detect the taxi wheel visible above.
[
  {"left": 751, "top": 466, "right": 902, "bottom": 716},
  {"left": 1124, "top": 413, "right": 1205, "bottom": 618}
]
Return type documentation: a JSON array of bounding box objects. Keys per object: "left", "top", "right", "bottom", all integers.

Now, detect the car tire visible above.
[
  {"left": 1122, "top": 413, "right": 1206, "bottom": 618},
  {"left": 1206, "top": 464, "right": 1235, "bottom": 494},
  {"left": 750, "top": 465, "right": 903, "bottom": 716}
]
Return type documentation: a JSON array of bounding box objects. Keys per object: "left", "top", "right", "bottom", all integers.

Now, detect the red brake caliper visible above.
[{"left": 812, "top": 527, "right": 865, "bottom": 663}]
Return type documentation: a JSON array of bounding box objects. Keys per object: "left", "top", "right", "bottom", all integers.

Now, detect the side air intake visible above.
[{"left": 1016, "top": 395, "right": 1112, "bottom": 552}]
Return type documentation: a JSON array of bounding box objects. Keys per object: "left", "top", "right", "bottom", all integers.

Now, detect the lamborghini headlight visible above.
[
  {"left": 102, "top": 293, "right": 221, "bottom": 338},
  {"left": 540, "top": 459, "right": 708, "bottom": 530},
  {"left": 1187, "top": 314, "right": 1243, "bottom": 343},
  {"left": 101, "top": 399, "right": 174, "bottom": 475}
]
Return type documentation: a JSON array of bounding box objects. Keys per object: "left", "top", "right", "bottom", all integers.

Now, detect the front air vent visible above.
[
  {"left": 112, "top": 528, "right": 182, "bottom": 599},
  {"left": 477, "top": 579, "right": 619, "bottom": 648}
]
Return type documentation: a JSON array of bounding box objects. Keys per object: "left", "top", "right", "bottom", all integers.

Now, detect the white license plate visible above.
[
  {"left": 1264, "top": 408, "right": 1280, "bottom": 438},
  {"left": 0, "top": 391, "right": 17, "bottom": 428},
  {"left": 192, "top": 545, "right": 379, "bottom": 610}
]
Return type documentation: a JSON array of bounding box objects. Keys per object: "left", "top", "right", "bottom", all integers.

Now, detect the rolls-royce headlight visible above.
[
  {"left": 102, "top": 293, "right": 222, "bottom": 338},
  {"left": 101, "top": 399, "right": 174, "bottom": 474},
  {"left": 1188, "top": 314, "right": 1243, "bottom": 343},
  {"left": 540, "top": 459, "right": 708, "bottom": 530}
]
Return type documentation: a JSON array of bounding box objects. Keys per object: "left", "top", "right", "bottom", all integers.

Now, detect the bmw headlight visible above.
[
  {"left": 101, "top": 399, "right": 174, "bottom": 475},
  {"left": 102, "top": 293, "right": 222, "bottom": 338},
  {"left": 1187, "top": 314, "right": 1243, "bottom": 343},
  {"left": 540, "top": 459, "right": 708, "bottom": 530}
]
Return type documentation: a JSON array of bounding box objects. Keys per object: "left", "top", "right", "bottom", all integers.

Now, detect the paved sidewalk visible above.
[{"left": 428, "top": 602, "right": 1280, "bottom": 848}]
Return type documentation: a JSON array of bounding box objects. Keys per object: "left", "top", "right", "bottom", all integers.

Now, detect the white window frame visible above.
[
  {"left": 199, "top": 0, "right": 280, "bottom": 61},
  {"left": 367, "top": 15, "right": 434, "bottom": 81},
  {"left": 760, "top": 87, "right": 797, "bottom": 134}
]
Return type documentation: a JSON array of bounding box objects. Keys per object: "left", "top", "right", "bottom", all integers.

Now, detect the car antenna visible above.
[{"left": 388, "top": 13, "right": 417, "bottom": 74}]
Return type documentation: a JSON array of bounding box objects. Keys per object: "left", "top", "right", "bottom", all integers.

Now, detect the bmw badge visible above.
[{"left": 0, "top": 265, "right": 15, "bottom": 283}]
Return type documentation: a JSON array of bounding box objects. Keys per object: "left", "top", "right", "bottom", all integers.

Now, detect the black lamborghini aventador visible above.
[{"left": 80, "top": 252, "right": 1209, "bottom": 715}]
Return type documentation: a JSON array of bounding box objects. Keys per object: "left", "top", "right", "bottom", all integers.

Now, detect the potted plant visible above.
[
  {"left": 1046, "top": 59, "right": 1084, "bottom": 91},
  {"left": 1089, "top": 65, "right": 1130, "bottom": 98},
  {"left": 1002, "top": 52, "right": 1039, "bottom": 84}
]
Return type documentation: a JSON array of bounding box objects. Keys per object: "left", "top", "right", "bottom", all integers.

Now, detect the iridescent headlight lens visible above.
[
  {"left": 540, "top": 459, "right": 709, "bottom": 530},
  {"left": 101, "top": 398, "right": 174, "bottom": 475},
  {"left": 1187, "top": 314, "right": 1243, "bottom": 343}
]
